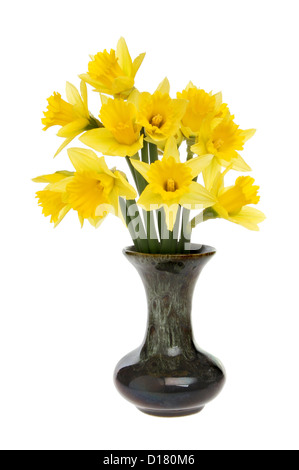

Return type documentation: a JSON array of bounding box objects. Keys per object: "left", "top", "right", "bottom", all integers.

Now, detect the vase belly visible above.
[{"left": 114, "top": 347, "right": 225, "bottom": 417}]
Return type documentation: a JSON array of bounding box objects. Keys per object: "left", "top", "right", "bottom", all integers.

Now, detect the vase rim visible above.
[{"left": 123, "top": 243, "right": 216, "bottom": 259}]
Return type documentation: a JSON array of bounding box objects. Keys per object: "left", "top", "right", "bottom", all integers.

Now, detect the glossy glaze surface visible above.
[{"left": 114, "top": 244, "right": 225, "bottom": 417}]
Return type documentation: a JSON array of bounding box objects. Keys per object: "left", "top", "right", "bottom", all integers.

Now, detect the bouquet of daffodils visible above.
[{"left": 34, "top": 37, "right": 265, "bottom": 253}]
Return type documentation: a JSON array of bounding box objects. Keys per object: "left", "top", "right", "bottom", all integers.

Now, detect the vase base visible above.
[{"left": 137, "top": 406, "right": 204, "bottom": 418}]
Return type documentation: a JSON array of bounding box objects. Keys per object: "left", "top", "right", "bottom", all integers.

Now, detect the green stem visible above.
[
  {"left": 126, "top": 153, "right": 148, "bottom": 196},
  {"left": 140, "top": 142, "right": 159, "bottom": 252},
  {"left": 125, "top": 155, "right": 147, "bottom": 196},
  {"left": 125, "top": 153, "right": 160, "bottom": 253},
  {"left": 87, "top": 114, "right": 104, "bottom": 130},
  {"left": 174, "top": 138, "right": 199, "bottom": 253},
  {"left": 157, "top": 208, "right": 163, "bottom": 243},
  {"left": 160, "top": 232, "right": 172, "bottom": 254},
  {"left": 172, "top": 206, "right": 182, "bottom": 253},
  {"left": 148, "top": 142, "right": 159, "bottom": 164},
  {"left": 125, "top": 156, "right": 139, "bottom": 189},
  {"left": 189, "top": 207, "right": 218, "bottom": 230},
  {"left": 164, "top": 206, "right": 182, "bottom": 254},
  {"left": 145, "top": 211, "right": 160, "bottom": 253},
  {"left": 186, "top": 137, "right": 196, "bottom": 161},
  {"left": 178, "top": 208, "right": 191, "bottom": 253},
  {"left": 119, "top": 198, "right": 140, "bottom": 251},
  {"left": 120, "top": 198, "right": 149, "bottom": 253},
  {"left": 159, "top": 208, "right": 173, "bottom": 254},
  {"left": 141, "top": 140, "right": 149, "bottom": 163}
]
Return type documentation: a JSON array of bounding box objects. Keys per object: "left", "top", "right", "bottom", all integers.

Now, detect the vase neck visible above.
[
  {"left": 124, "top": 246, "right": 216, "bottom": 358},
  {"left": 142, "top": 279, "right": 194, "bottom": 358}
]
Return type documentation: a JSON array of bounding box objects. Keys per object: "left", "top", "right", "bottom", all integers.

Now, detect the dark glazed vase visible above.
[{"left": 114, "top": 244, "right": 225, "bottom": 417}]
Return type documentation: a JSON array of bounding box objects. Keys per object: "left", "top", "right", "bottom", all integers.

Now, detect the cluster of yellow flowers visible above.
[{"left": 34, "top": 37, "right": 265, "bottom": 253}]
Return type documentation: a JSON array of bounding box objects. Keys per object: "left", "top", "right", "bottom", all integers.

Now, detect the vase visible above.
[{"left": 114, "top": 244, "right": 225, "bottom": 417}]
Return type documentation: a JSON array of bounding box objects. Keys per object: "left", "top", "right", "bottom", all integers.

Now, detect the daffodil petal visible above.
[
  {"left": 65, "top": 82, "right": 86, "bottom": 117},
  {"left": 230, "top": 154, "right": 252, "bottom": 172},
  {"left": 65, "top": 81, "right": 82, "bottom": 106},
  {"left": 88, "top": 216, "right": 106, "bottom": 228},
  {"left": 228, "top": 207, "right": 266, "bottom": 231},
  {"left": 57, "top": 118, "right": 90, "bottom": 138},
  {"left": 54, "top": 205, "right": 72, "bottom": 228},
  {"left": 54, "top": 137, "right": 75, "bottom": 158},
  {"left": 211, "top": 170, "right": 226, "bottom": 196},
  {"left": 32, "top": 171, "right": 74, "bottom": 184},
  {"left": 80, "top": 128, "right": 143, "bottom": 157},
  {"left": 213, "top": 203, "right": 229, "bottom": 219},
  {"left": 67, "top": 147, "right": 114, "bottom": 176},
  {"left": 46, "top": 176, "right": 74, "bottom": 192},
  {"left": 156, "top": 77, "right": 170, "bottom": 94},
  {"left": 100, "top": 93, "right": 109, "bottom": 105},
  {"left": 214, "top": 92, "right": 222, "bottom": 109},
  {"left": 111, "top": 190, "right": 123, "bottom": 218},
  {"left": 113, "top": 170, "right": 137, "bottom": 200},
  {"left": 172, "top": 99, "right": 188, "bottom": 124},
  {"left": 94, "top": 201, "right": 116, "bottom": 218},
  {"left": 185, "top": 154, "right": 214, "bottom": 178},
  {"left": 163, "top": 137, "right": 180, "bottom": 162},
  {"left": 185, "top": 81, "right": 195, "bottom": 91},
  {"left": 137, "top": 186, "right": 162, "bottom": 210},
  {"left": 78, "top": 214, "right": 84, "bottom": 228},
  {"left": 163, "top": 204, "right": 179, "bottom": 231},
  {"left": 210, "top": 117, "right": 224, "bottom": 132},
  {"left": 180, "top": 124, "right": 193, "bottom": 139},
  {"left": 203, "top": 158, "right": 222, "bottom": 190},
  {"left": 180, "top": 181, "right": 216, "bottom": 209},
  {"left": 79, "top": 73, "right": 101, "bottom": 90},
  {"left": 191, "top": 141, "right": 207, "bottom": 156},
  {"left": 116, "top": 37, "right": 132, "bottom": 76},
  {"left": 112, "top": 76, "right": 134, "bottom": 96},
  {"left": 131, "top": 159, "right": 151, "bottom": 182},
  {"left": 241, "top": 128, "right": 256, "bottom": 142},
  {"left": 80, "top": 128, "right": 115, "bottom": 153},
  {"left": 80, "top": 80, "right": 88, "bottom": 110},
  {"left": 132, "top": 53, "right": 146, "bottom": 78},
  {"left": 127, "top": 88, "right": 140, "bottom": 107}
]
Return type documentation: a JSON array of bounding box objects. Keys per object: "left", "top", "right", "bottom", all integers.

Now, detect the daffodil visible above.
[
  {"left": 131, "top": 138, "right": 215, "bottom": 230},
  {"left": 191, "top": 114, "right": 255, "bottom": 189},
  {"left": 79, "top": 37, "right": 145, "bottom": 98},
  {"left": 192, "top": 114, "right": 255, "bottom": 169},
  {"left": 137, "top": 79, "right": 187, "bottom": 146},
  {"left": 66, "top": 148, "right": 137, "bottom": 227},
  {"left": 177, "top": 82, "right": 223, "bottom": 138},
  {"left": 197, "top": 170, "right": 265, "bottom": 231},
  {"left": 80, "top": 98, "right": 143, "bottom": 157},
  {"left": 33, "top": 172, "right": 74, "bottom": 227},
  {"left": 34, "top": 150, "right": 136, "bottom": 228},
  {"left": 42, "top": 81, "right": 101, "bottom": 156}
]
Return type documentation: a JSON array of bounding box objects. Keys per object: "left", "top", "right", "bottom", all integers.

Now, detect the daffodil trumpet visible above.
[{"left": 35, "top": 37, "right": 265, "bottom": 254}]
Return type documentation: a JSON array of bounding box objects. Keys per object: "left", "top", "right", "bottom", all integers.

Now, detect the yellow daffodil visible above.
[
  {"left": 80, "top": 98, "right": 143, "bottom": 157},
  {"left": 137, "top": 79, "right": 187, "bottom": 146},
  {"left": 42, "top": 81, "right": 101, "bottom": 157},
  {"left": 79, "top": 37, "right": 145, "bottom": 98},
  {"left": 191, "top": 114, "right": 255, "bottom": 189},
  {"left": 207, "top": 170, "right": 265, "bottom": 230},
  {"left": 177, "top": 82, "right": 223, "bottom": 138},
  {"left": 34, "top": 149, "right": 136, "bottom": 228},
  {"left": 34, "top": 172, "right": 74, "bottom": 227},
  {"left": 66, "top": 148, "right": 137, "bottom": 227},
  {"left": 192, "top": 114, "right": 255, "bottom": 167},
  {"left": 131, "top": 138, "right": 215, "bottom": 230}
]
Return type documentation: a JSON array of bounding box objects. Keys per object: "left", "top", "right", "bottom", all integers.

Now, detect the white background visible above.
[{"left": 0, "top": 0, "right": 298, "bottom": 451}]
